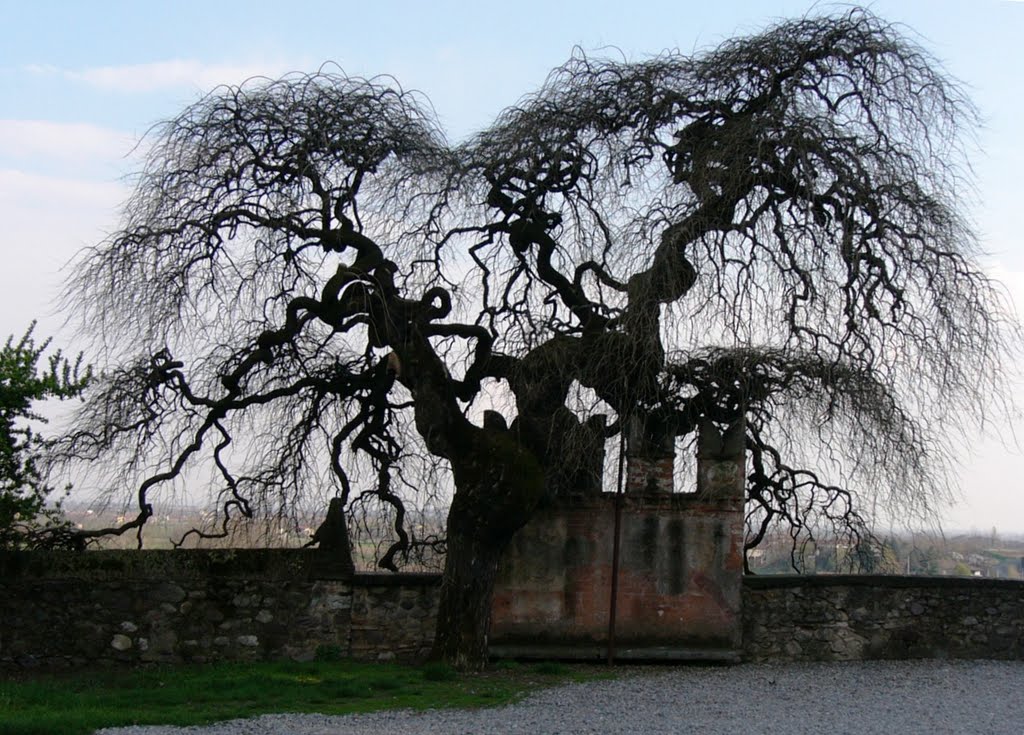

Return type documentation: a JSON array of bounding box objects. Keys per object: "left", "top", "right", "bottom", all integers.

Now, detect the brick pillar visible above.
[
  {"left": 696, "top": 417, "right": 745, "bottom": 498},
  {"left": 625, "top": 416, "right": 675, "bottom": 494}
]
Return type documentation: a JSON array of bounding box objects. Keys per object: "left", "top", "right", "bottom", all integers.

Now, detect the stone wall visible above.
[
  {"left": 349, "top": 574, "right": 440, "bottom": 662},
  {"left": 0, "top": 549, "right": 439, "bottom": 672},
  {"left": 5, "top": 549, "right": 1024, "bottom": 671},
  {"left": 743, "top": 575, "right": 1024, "bottom": 662}
]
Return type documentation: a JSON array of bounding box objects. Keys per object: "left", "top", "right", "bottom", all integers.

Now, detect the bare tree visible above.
[{"left": 59, "top": 9, "right": 1017, "bottom": 668}]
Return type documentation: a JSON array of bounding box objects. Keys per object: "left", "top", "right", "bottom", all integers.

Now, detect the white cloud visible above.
[
  {"left": 0, "top": 168, "right": 124, "bottom": 208},
  {"left": 0, "top": 120, "right": 136, "bottom": 164},
  {"left": 27, "top": 58, "right": 307, "bottom": 94},
  {"left": 0, "top": 168, "right": 126, "bottom": 339}
]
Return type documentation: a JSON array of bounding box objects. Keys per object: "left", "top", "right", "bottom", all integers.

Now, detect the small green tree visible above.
[{"left": 0, "top": 324, "right": 90, "bottom": 549}]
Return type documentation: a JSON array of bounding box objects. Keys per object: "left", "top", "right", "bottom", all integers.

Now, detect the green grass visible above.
[
  {"left": 0, "top": 659, "right": 608, "bottom": 735},
  {"left": 531, "top": 661, "right": 569, "bottom": 675},
  {"left": 419, "top": 660, "right": 458, "bottom": 682}
]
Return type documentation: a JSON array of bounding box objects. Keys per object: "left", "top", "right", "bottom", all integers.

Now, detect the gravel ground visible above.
[{"left": 96, "top": 660, "right": 1024, "bottom": 735}]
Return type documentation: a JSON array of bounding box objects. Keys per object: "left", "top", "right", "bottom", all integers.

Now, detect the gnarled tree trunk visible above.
[
  {"left": 428, "top": 427, "right": 546, "bottom": 670},
  {"left": 430, "top": 519, "right": 508, "bottom": 669}
]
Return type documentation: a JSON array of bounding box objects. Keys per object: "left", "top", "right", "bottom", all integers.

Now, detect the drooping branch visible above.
[{"left": 55, "top": 10, "right": 1017, "bottom": 609}]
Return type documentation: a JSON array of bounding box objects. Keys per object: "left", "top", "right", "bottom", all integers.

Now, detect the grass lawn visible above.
[{"left": 0, "top": 658, "right": 609, "bottom": 735}]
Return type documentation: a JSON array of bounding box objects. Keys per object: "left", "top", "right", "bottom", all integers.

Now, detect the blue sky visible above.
[{"left": 1, "top": 0, "right": 1022, "bottom": 532}]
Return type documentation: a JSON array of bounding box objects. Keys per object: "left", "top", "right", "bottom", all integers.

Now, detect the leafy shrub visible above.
[{"left": 0, "top": 324, "right": 90, "bottom": 550}]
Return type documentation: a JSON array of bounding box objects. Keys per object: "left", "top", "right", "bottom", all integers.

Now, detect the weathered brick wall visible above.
[
  {"left": 743, "top": 575, "right": 1024, "bottom": 661},
  {"left": 490, "top": 493, "right": 744, "bottom": 660},
  {"left": 0, "top": 549, "right": 439, "bottom": 672},
  {"left": 491, "top": 419, "right": 747, "bottom": 661}
]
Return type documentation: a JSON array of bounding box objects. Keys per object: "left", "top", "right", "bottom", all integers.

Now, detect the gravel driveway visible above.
[{"left": 96, "top": 660, "right": 1024, "bottom": 735}]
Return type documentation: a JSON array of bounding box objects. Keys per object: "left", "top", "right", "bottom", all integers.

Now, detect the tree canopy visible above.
[{"left": 59, "top": 9, "right": 1018, "bottom": 667}]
